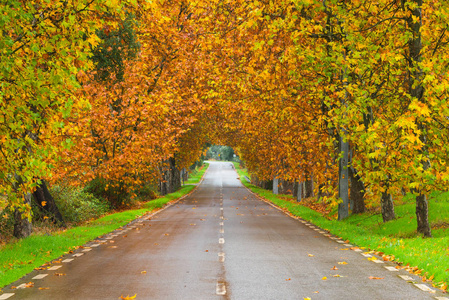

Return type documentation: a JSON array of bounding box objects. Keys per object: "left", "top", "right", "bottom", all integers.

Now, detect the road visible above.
[{"left": 1, "top": 161, "right": 446, "bottom": 299}]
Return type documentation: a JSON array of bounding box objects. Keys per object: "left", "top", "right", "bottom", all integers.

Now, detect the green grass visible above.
[
  {"left": 0, "top": 184, "right": 197, "bottom": 289},
  {"left": 233, "top": 162, "right": 449, "bottom": 291},
  {"left": 185, "top": 162, "right": 209, "bottom": 184}
]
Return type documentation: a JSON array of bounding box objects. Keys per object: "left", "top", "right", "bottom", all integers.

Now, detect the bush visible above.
[
  {"left": 50, "top": 185, "right": 109, "bottom": 224},
  {"left": 83, "top": 177, "right": 131, "bottom": 208}
]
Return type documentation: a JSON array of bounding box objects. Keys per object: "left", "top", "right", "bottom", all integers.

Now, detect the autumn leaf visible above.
[
  {"left": 308, "top": 254, "right": 314, "bottom": 257},
  {"left": 369, "top": 276, "right": 385, "bottom": 280},
  {"left": 322, "top": 277, "right": 327, "bottom": 280},
  {"left": 331, "top": 266, "right": 338, "bottom": 270},
  {"left": 141, "top": 271, "right": 147, "bottom": 274},
  {"left": 120, "top": 294, "right": 137, "bottom": 300},
  {"left": 337, "top": 262, "right": 348, "bottom": 265},
  {"left": 39, "top": 287, "right": 50, "bottom": 290}
]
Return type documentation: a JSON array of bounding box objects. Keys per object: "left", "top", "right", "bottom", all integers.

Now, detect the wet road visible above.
[{"left": 1, "top": 161, "right": 445, "bottom": 299}]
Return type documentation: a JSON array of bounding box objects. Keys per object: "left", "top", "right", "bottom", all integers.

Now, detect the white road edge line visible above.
[
  {"left": 414, "top": 284, "right": 434, "bottom": 292},
  {"left": 32, "top": 274, "right": 48, "bottom": 280},
  {"left": 385, "top": 266, "right": 398, "bottom": 271},
  {"left": 398, "top": 275, "right": 414, "bottom": 281},
  {"left": 0, "top": 293, "right": 15, "bottom": 300},
  {"left": 219, "top": 238, "right": 225, "bottom": 244},
  {"left": 48, "top": 265, "right": 62, "bottom": 271},
  {"left": 216, "top": 282, "right": 226, "bottom": 295}
]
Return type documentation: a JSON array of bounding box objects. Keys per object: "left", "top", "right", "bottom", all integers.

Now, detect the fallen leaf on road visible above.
[
  {"left": 164, "top": 233, "right": 169, "bottom": 236},
  {"left": 34, "top": 267, "right": 46, "bottom": 270},
  {"left": 141, "top": 271, "right": 146, "bottom": 274},
  {"left": 331, "top": 266, "right": 338, "bottom": 270},
  {"left": 39, "top": 287, "right": 50, "bottom": 290},
  {"left": 339, "top": 248, "right": 349, "bottom": 251},
  {"left": 308, "top": 254, "right": 314, "bottom": 257},
  {"left": 120, "top": 294, "right": 137, "bottom": 299},
  {"left": 25, "top": 282, "right": 34, "bottom": 288},
  {"left": 333, "top": 274, "right": 341, "bottom": 277},
  {"left": 313, "top": 291, "right": 319, "bottom": 294},
  {"left": 190, "top": 224, "right": 196, "bottom": 226},
  {"left": 205, "top": 250, "right": 209, "bottom": 252},
  {"left": 285, "top": 278, "right": 291, "bottom": 281},
  {"left": 369, "top": 276, "right": 384, "bottom": 280},
  {"left": 108, "top": 246, "right": 117, "bottom": 249},
  {"left": 322, "top": 277, "right": 327, "bottom": 280},
  {"left": 304, "top": 298, "right": 311, "bottom": 300},
  {"left": 54, "top": 273, "right": 66, "bottom": 276},
  {"left": 337, "top": 262, "right": 347, "bottom": 265}
]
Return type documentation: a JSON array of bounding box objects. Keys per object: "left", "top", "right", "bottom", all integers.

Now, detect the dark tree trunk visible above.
[
  {"left": 14, "top": 193, "right": 33, "bottom": 238},
  {"left": 416, "top": 193, "right": 432, "bottom": 237},
  {"left": 338, "top": 133, "right": 350, "bottom": 220},
  {"left": 381, "top": 192, "right": 395, "bottom": 222},
  {"left": 168, "top": 156, "right": 181, "bottom": 193},
  {"left": 406, "top": 0, "right": 431, "bottom": 237},
  {"left": 33, "top": 180, "right": 65, "bottom": 226},
  {"left": 349, "top": 167, "right": 365, "bottom": 214}
]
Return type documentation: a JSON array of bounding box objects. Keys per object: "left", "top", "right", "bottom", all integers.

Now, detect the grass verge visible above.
[
  {"left": 233, "top": 162, "right": 449, "bottom": 292},
  {"left": 0, "top": 184, "right": 197, "bottom": 289},
  {"left": 185, "top": 162, "right": 209, "bottom": 184}
]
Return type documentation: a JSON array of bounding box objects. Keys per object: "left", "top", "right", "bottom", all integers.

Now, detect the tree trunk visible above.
[
  {"left": 33, "top": 179, "right": 65, "bottom": 226},
  {"left": 381, "top": 192, "right": 395, "bottom": 222},
  {"left": 273, "top": 177, "right": 279, "bottom": 195},
  {"left": 416, "top": 193, "right": 432, "bottom": 237},
  {"left": 406, "top": 0, "right": 431, "bottom": 237},
  {"left": 349, "top": 167, "right": 365, "bottom": 214},
  {"left": 338, "top": 134, "right": 349, "bottom": 220},
  {"left": 14, "top": 193, "right": 33, "bottom": 238},
  {"left": 296, "top": 180, "right": 303, "bottom": 202}
]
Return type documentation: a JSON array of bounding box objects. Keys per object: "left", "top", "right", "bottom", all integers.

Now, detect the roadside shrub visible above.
[
  {"left": 83, "top": 177, "right": 131, "bottom": 208},
  {"left": 0, "top": 206, "right": 15, "bottom": 244},
  {"left": 50, "top": 185, "right": 109, "bottom": 224}
]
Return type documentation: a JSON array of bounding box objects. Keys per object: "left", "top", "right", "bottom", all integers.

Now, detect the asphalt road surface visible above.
[{"left": 1, "top": 161, "right": 447, "bottom": 300}]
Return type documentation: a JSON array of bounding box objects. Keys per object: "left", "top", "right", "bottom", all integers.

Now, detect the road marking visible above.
[
  {"left": 330, "top": 237, "right": 338, "bottom": 240},
  {"left": 220, "top": 216, "right": 224, "bottom": 220},
  {"left": 372, "top": 259, "right": 384, "bottom": 264},
  {"left": 219, "top": 238, "right": 225, "bottom": 244},
  {"left": 82, "top": 248, "right": 92, "bottom": 252},
  {"left": 216, "top": 282, "right": 226, "bottom": 295},
  {"left": 32, "top": 274, "right": 48, "bottom": 280},
  {"left": 414, "top": 284, "right": 434, "bottom": 292},
  {"left": 62, "top": 259, "right": 74, "bottom": 263},
  {"left": 218, "top": 252, "right": 225, "bottom": 262},
  {"left": 73, "top": 253, "right": 84, "bottom": 257},
  {"left": 353, "top": 249, "right": 363, "bottom": 252},
  {"left": 318, "top": 231, "right": 326, "bottom": 234},
  {"left": 48, "top": 265, "right": 62, "bottom": 271},
  {"left": 309, "top": 226, "right": 316, "bottom": 228},
  {"left": 398, "top": 275, "right": 414, "bottom": 281},
  {"left": 361, "top": 253, "right": 372, "bottom": 257},
  {"left": 435, "top": 297, "right": 449, "bottom": 300},
  {"left": 16, "top": 284, "right": 27, "bottom": 289},
  {"left": 336, "top": 240, "right": 345, "bottom": 243},
  {"left": 220, "top": 208, "right": 223, "bottom": 211},
  {"left": 220, "top": 229, "right": 224, "bottom": 233},
  {"left": 220, "top": 222, "right": 224, "bottom": 226},
  {"left": 0, "top": 293, "right": 15, "bottom": 299},
  {"left": 90, "top": 244, "right": 100, "bottom": 247},
  {"left": 344, "top": 244, "right": 353, "bottom": 247},
  {"left": 313, "top": 228, "right": 320, "bottom": 231},
  {"left": 105, "top": 237, "right": 114, "bottom": 240},
  {"left": 385, "top": 266, "right": 398, "bottom": 271}
]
